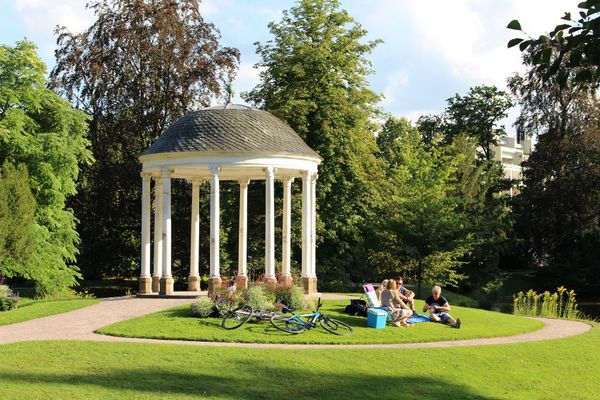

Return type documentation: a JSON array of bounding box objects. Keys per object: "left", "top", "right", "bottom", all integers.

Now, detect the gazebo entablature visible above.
[{"left": 138, "top": 151, "right": 321, "bottom": 296}]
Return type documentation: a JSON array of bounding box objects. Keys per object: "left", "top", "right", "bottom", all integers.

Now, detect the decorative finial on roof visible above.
[{"left": 225, "top": 83, "right": 234, "bottom": 106}]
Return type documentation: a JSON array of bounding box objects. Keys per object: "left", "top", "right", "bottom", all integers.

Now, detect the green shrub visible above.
[
  {"left": 0, "top": 285, "right": 18, "bottom": 311},
  {"left": 245, "top": 284, "right": 274, "bottom": 310},
  {"left": 190, "top": 297, "right": 215, "bottom": 318},
  {"left": 513, "top": 286, "right": 583, "bottom": 319},
  {"left": 273, "top": 284, "right": 305, "bottom": 310}
]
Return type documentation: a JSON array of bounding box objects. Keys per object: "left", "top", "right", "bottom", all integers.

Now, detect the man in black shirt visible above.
[{"left": 423, "top": 286, "right": 461, "bottom": 328}]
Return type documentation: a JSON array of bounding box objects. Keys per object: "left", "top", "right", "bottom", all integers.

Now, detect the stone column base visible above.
[
  {"left": 188, "top": 275, "right": 201, "bottom": 291},
  {"left": 263, "top": 276, "right": 278, "bottom": 286},
  {"left": 278, "top": 275, "right": 294, "bottom": 286},
  {"left": 159, "top": 277, "right": 174, "bottom": 295},
  {"left": 139, "top": 276, "right": 152, "bottom": 294},
  {"left": 208, "top": 276, "right": 222, "bottom": 295},
  {"left": 301, "top": 277, "right": 318, "bottom": 294},
  {"left": 235, "top": 275, "right": 248, "bottom": 289},
  {"left": 151, "top": 276, "right": 161, "bottom": 293}
]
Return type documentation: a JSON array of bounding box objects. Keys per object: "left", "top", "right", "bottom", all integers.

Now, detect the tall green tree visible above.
[
  {"left": 447, "top": 135, "right": 510, "bottom": 292},
  {"left": 371, "top": 118, "right": 470, "bottom": 295},
  {"left": 51, "top": 0, "right": 239, "bottom": 279},
  {"left": 444, "top": 85, "right": 514, "bottom": 160},
  {"left": 0, "top": 40, "right": 92, "bottom": 296},
  {"left": 244, "top": 0, "right": 385, "bottom": 285},
  {"left": 417, "top": 86, "right": 514, "bottom": 291},
  {"left": 508, "top": 47, "right": 600, "bottom": 293},
  {"left": 416, "top": 114, "right": 444, "bottom": 147}
]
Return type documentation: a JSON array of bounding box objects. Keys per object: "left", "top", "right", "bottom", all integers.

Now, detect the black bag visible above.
[{"left": 344, "top": 299, "right": 368, "bottom": 317}]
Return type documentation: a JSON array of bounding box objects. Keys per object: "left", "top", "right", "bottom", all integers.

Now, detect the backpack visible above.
[{"left": 344, "top": 299, "right": 368, "bottom": 317}]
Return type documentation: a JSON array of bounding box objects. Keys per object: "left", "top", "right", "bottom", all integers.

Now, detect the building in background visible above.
[{"left": 491, "top": 136, "right": 532, "bottom": 196}]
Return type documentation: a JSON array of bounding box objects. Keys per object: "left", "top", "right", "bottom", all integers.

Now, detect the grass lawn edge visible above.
[
  {"left": 0, "top": 298, "right": 100, "bottom": 327},
  {"left": 94, "top": 300, "right": 546, "bottom": 345}
]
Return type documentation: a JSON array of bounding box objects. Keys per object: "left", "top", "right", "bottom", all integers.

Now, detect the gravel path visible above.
[{"left": 0, "top": 296, "right": 591, "bottom": 348}]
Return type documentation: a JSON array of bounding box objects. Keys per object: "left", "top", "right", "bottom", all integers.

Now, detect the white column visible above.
[
  {"left": 209, "top": 165, "right": 221, "bottom": 279},
  {"left": 281, "top": 177, "right": 293, "bottom": 279},
  {"left": 238, "top": 180, "right": 250, "bottom": 278},
  {"left": 301, "top": 171, "right": 311, "bottom": 279},
  {"left": 188, "top": 179, "right": 200, "bottom": 290},
  {"left": 140, "top": 173, "right": 151, "bottom": 278},
  {"left": 152, "top": 176, "right": 163, "bottom": 292},
  {"left": 264, "top": 167, "right": 276, "bottom": 280},
  {"left": 161, "top": 168, "right": 172, "bottom": 279},
  {"left": 310, "top": 173, "right": 318, "bottom": 277}
]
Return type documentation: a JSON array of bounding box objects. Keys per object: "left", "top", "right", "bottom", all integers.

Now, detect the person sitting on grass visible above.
[
  {"left": 423, "top": 286, "right": 461, "bottom": 329},
  {"left": 381, "top": 280, "right": 414, "bottom": 327},
  {"left": 376, "top": 279, "right": 389, "bottom": 304},
  {"left": 394, "top": 275, "right": 417, "bottom": 314}
]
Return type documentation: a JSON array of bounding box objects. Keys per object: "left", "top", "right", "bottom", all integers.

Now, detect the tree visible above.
[
  {"left": 0, "top": 40, "right": 92, "bottom": 296},
  {"left": 243, "top": 0, "right": 385, "bottom": 285},
  {"left": 444, "top": 85, "right": 514, "bottom": 161},
  {"left": 370, "top": 118, "right": 470, "bottom": 296},
  {"left": 447, "top": 135, "right": 511, "bottom": 292},
  {"left": 416, "top": 114, "right": 444, "bottom": 147},
  {"left": 416, "top": 86, "right": 514, "bottom": 291},
  {"left": 0, "top": 163, "right": 36, "bottom": 282},
  {"left": 508, "top": 0, "right": 600, "bottom": 88},
  {"left": 51, "top": 0, "right": 239, "bottom": 279},
  {"left": 508, "top": 47, "right": 600, "bottom": 293},
  {"left": 376, "top": 116, "right": 419, "bottom": 175}
]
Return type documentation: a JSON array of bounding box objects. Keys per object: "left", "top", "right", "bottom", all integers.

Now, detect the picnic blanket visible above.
[{"left": 407, "top": 314, "right": 431, "bottom": 324}]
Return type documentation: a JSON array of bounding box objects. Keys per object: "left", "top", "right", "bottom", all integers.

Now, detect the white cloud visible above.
[
  {"left": 381, "top": 71, "right": 409, "bottom": 107},
  {"left": 199, "top": 0, "right": 219, "bottom": 16},
  {"left": 230, "top": 62, "right": 265, "bottom": 105},
  {"left": 13, "top": 0, "right": 93, "bottom": 35},
  {"left": 399, "top": 109, "right": 440, "bottom": 124},
  {"left": 364, "top": 0, "right": 579, "bottom": 90}
]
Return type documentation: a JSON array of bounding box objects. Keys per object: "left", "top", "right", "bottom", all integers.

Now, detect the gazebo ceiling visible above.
[{"left": 143, "top": 105, "right": 321, "bottom": 159}]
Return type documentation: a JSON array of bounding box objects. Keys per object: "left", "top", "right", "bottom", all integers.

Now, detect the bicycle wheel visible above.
[
  {"left": 270, "top": 314, "right": 305, "bottom": 334},
  {"left": 221, "top": 304, "right": 253, "bottom": 330},
  {"left": 320, "top": 316, "right": 354, "bottom": 336}
]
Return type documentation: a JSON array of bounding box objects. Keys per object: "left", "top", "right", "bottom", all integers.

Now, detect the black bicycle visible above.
[
  {"left": 221, "top": 304, "right": 253, "bottom": 330},
  {"left": 221, "top": 305, "right": 278, "bottom": 330},
  {"left": 270, "top": 298, "right": 354, "bottom": 336}
]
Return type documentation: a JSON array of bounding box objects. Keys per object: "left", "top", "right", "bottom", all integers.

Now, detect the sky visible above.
[{"left": 0, "top": 0, "right": 582, "bottom": 136}]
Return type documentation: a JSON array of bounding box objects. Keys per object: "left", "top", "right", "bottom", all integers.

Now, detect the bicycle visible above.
[
  {"left": 270, "top": 298, "right": 354, "bottom": 336},
  {"left": 221, "top": 305, "right": 278, "bottom": 330}
]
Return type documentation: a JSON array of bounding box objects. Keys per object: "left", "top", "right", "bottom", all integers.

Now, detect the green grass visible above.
[
  {"left": 97, "top": 300, "right": 542, "bottom": 344},
  {"left": 0, "top": 323, "right": 597, "bottom": 399},
  {"left": 0, "top": 297, "right": 99, "bottom": 326}
]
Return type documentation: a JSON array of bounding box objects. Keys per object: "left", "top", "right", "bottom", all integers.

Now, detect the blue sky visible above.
[{"left": 0, "top": 0, "right": 580, "bottom": 135}]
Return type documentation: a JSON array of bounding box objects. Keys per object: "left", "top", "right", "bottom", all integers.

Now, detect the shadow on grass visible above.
[{"left": 0, "top": 362, "right": 500, "bottom": 400}]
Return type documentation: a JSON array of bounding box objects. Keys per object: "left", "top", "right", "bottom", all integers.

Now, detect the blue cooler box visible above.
[{"left": 367, "top": 308, "right": 387, "bottom": 329}]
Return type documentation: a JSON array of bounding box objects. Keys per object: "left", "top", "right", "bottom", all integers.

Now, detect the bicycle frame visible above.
[{"left": 282, "top": 299, "right": 323, "bottom": 329}]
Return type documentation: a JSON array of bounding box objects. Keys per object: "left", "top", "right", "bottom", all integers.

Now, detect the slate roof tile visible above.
[{"left": 143, "top": 108, "right": 320, "bottom": 158}]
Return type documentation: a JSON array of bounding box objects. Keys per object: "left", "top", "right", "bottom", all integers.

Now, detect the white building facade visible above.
[{"left": 491, "top": 136, "right": 532, "bottom": 196}]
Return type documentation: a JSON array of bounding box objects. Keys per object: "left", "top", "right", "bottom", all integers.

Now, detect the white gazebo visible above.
[{"left": 138, "top": 105, "right": 321, "bottom": 295}]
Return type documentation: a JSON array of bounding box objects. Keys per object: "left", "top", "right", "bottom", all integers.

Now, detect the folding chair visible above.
[{"left": 362, "top": 284, "right": 394, "bottom": 323}]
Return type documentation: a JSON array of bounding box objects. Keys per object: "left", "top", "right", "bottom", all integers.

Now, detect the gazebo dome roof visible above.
[{"left": 143, "top": 105, "right": 321, "bottom": 159}]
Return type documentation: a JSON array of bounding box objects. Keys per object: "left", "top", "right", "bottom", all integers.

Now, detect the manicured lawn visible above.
[
  {"left": 0, "top": 297, "right": 99, "bottom": 326},
  {"left": 0, "top": 323, "right": 597, "bottom": 399},
  {"left": 96, "top": 300, "right": 543, "bottom": 344}
]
